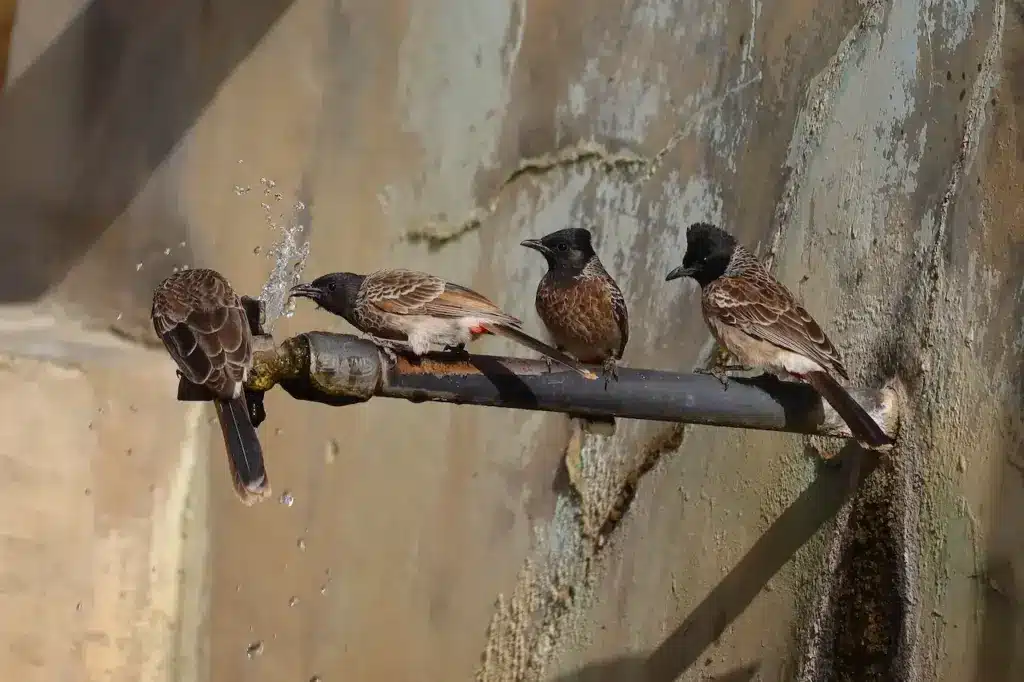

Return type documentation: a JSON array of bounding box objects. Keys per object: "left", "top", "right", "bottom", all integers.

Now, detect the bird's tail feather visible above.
[
  {"left": 804, "top": 371, "right": 892, "bottom": 448},
  {"left": 214, "top": 396, "right": 271, "bottom": 504},
  {"left": 485, "top": 323, "right": 597, "bottom": 380}
]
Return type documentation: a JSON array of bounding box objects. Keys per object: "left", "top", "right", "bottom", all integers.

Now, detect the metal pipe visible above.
[{"left": 232, "top": 330, "right": 899, "bottom": 444}]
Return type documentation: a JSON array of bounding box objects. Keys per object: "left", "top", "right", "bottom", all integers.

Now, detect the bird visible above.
[
  {"left": 522, "top": 227, "right": 629, "bottom": 435},
  {"left": 151, "top": 268, "right": 271, "bottom": 504},
  {"left": 665, "top": 222, "right": 893, "bottom": 448},
  {"left": 289, "top": 268, "right": 598, "bottom": 380}
]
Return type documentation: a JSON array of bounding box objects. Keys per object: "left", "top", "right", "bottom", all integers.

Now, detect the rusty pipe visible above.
[{"left": 222, "top": 330, "right": 899, "bottom": 444}]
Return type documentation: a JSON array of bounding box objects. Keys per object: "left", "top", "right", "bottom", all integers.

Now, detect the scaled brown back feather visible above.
[
  {"left": 609, "top": 284, "right": 630, "bottom": 359},
  {"left": 704, "top": 273, "right": 848, "bottom": 380},
  {"left": 362, "top": 269, "right": 521, "bottom": 326},
  {"left": 151, "top": 268, "right": 252, "bottom": 399}
]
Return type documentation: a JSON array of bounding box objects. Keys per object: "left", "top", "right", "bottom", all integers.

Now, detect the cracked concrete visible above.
[{"left": 1, "top": 0, "right": 1022, "bottom": 681}]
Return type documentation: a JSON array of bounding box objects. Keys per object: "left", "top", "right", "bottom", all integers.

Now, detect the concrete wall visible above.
[{"left": 0, "top": 1, "right": 1020, "bottom": 681}]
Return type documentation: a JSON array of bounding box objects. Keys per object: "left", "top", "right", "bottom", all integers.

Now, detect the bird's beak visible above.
[
  {"left": 288, "top": 283, "right": 319, "bottom": 300},
  {"left": 520, "top": 239, "right": 553, "bottom": 257},
  {"left": 665, "top": 266, "right": 693, "bottom": 282}
]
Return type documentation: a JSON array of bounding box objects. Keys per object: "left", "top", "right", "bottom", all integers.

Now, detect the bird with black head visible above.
[
  {"left": 290, "top": 268, "right": 597, "bottom": 379},
  {"left": 665, "top": 222, "right": 892, "bottom": 448},
  {"left": 522, "top": 227, "right": 629, "bottom": 435}
]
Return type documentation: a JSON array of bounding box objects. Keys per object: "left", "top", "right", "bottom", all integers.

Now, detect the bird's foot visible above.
[
  {"left": 442, "top": 343, "right": 471, "bottom": 358},
  {"left": 696, "top": 362, "right": 755, "bottom": 390},
  {"left": 600, "top": 358, "right": 620, "bottom": 389},
  {"left": 695, "top": 365, "right": 732, "bottom": 389},
  {"left": 367, "top": 336, "right": 410, "bottom": 365},
  {"left": 544, "top": 356, "right": 554, "bottom": 374},
  {"left": 379, "top": 345, "right": 399, "bottom": 365}
]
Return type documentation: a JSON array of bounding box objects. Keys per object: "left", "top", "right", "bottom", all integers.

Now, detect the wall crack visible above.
[{"left": 405, "top": 73, "right": 762, "bottom": 251}]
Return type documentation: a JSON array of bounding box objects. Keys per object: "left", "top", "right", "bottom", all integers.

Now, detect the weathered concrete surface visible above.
[
  {"left": 0, "top": 342, "right": 209, "bottom": 682},
  {"left": 1, "top": 0, "right": 1022, "bottom": 681}
]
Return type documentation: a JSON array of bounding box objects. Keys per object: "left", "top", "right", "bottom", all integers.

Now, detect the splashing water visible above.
[{"left": 248, "top": 177, "right": 312, "bottom": 331}]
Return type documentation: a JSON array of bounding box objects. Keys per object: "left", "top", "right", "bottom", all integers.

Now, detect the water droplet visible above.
[
  {"left": 135, "top": 263, "right": 143, "bottom": 271},
  {"left": 310, "top": 676, "right": 322, "bottom": 682},
  {"left": 172, "top": 267, "right": 180, "bottom": 273},
  {"left": 297, "top": 538, "right": 306, "bottom": 551},
  {"left": 163, "top": 247, "right": 171, "bottom": 255},
  {"left": 319, "top": 582, "right": 329, "bottom": 595},
  {"left": 234, "top": 185, "right": 251, "bottom": 196},
  {"left": 279, "top": 491, "right": 294, "bottom": 507},
  {"left": 179, "top": 241, "right": 186, "bottom": 248},
  {"left": 288, "top": 596, "right": 299, "bottom": 607},
  {"left": 253, "top": 246, "right": 262, "bottom": 255},
  {"left": 325, "top": 439, "right": 340, "bottom": 464},
  {"left": 115, "top": 312, "right": 123, "bottom": 321},
  {"left": 181, "top": 264, "right": 190, "bottom": 270},
  {"left": 246, "top": 641, "right": 264, "bottom": 659},
  {"left": 238, "top": 159, "right": 244, "bottom": 164},
  {"left": 274, "top": 427, "right": 283, "bottom": 436}
]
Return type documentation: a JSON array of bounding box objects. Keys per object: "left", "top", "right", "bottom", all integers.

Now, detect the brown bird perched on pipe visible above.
[
  {"left": 289, "top": 268, "right": 598, "bottom": 380},
  {"left": 151, "top": 268, "right": 271, "bottom": 504},
  {"left": 665, "top": 223, "right": 893, "bottom": 448},
  {"left": 522, "top": 227, "right": 629, "bottom": 435}
]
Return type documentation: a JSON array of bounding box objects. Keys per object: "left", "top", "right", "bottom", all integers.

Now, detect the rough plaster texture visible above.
[
  {"left": 0, "top": 350, "right": 209, "bottom": 682},
  {"left": 0, "top": 0, "right": 1022, "bottom": 681}
]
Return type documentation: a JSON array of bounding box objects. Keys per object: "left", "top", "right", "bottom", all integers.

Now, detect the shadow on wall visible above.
[
  {"left": 976, "top": 238, "right": 1024, "bottom": 682},
  {"left": 553, "top": 448, "right": 878, "bottom": 682},
  {"left": 0, "top": 0, "right": 295, "bottom": 304},
  {"left": 555, "top": 658, "right": 761, "bottom": 682}
]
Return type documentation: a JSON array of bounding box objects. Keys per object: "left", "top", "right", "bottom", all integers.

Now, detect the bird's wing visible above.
[
  {"left": 361, "top": 269, "right": 448, "bottom": 315},
  {"left": 365, "top": 269, "right": 520, "bottom": 325},
  {"left": 609, "top": 283, "right": 629, "bottom": 357},
  {"left": 705, "top": 273, "right": 847, "bottom": 379},
  {"left": 151, "top": 269, "right": 251, "bottom": 396}
]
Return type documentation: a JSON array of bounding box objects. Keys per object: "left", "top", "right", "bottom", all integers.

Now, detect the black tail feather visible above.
[
  {"left": 804, "top": 371, "right": 893, "bottom": 448},
  {"left": 486, "top": 324, "right": 598, "bottom": 380},
  {"left": 214, "top": 396, "right": 271, "bottom": 503}
]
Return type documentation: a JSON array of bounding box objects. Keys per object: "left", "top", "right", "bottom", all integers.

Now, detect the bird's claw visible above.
[
  {"left": 600, "top": 359, "right": 620, "bottom": 389},
  {"left": 366, "top": 336, "right": 409, "bottom": 366},
  {"left": 544, "top": 356, "right": 554, "bottom": 374},
  {"left": 377, "top": 345, "right": 399, "bottom": 365},
  {"left": 695, "top": 365, "right": 731, "bottom": 389},
  {"left": 443, "top": 343, "right": 471, "bottom": 358}
]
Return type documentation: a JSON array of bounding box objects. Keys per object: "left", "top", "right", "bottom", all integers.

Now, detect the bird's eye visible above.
[
  {"left": 557, "top": 242, "right": 569, "bottom": 252},
  {"left": 327, "top": 282, "right": 337, "bottom": 292}
]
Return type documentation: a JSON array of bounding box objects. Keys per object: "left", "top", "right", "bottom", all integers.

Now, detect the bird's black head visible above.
[
  {"left": 665, "top": 222, "right": 738, "bottom": 287},
  {"left": 289, "top": 272, "right": 365, "bottom": 318},
  {"left": 520, "top": 227, "right": 596, "bottom": 271}
]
